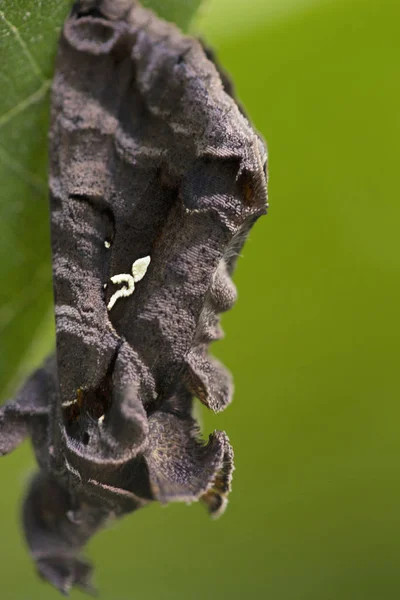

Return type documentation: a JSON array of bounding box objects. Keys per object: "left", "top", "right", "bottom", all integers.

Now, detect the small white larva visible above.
[{"left": 107, "top": 256, "right": 151, "bottom": 311}]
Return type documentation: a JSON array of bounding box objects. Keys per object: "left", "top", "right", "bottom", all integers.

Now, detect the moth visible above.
[{"left": 0, "top": 0, "right": 267, "bottom": 595}]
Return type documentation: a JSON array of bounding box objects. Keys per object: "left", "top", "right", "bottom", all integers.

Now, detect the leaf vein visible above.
[
  {"left": 0, "top": 145, "right": 47, "bottom": 195},
  {"left": 0, "top": 10, "right": 45, "bottom": 82},
  {"left": 0, "top": 79, "right": 50, "bottom": 131}
]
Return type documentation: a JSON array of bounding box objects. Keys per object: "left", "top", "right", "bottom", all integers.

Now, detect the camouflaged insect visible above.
[{"left": 0, "top": 0, "right": 267, "bottom": 594}]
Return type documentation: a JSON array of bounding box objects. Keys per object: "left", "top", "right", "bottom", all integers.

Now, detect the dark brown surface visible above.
[{"left": 0, "top": 0, "right": 267, "bottom": 594}]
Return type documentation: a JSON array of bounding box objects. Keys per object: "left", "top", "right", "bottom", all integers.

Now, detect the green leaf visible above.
[
  {"left": 141, "top": 0, "right": 202, "bottom": 30},
  {"left": 0, "top": 0, "right": 202, "bottom": 403},
  {"left": 0, "top": 1, "right": 70, "bottom": 401}
]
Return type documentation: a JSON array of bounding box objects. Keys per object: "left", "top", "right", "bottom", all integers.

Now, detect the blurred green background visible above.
[{"left": 1, "top": 0, "right": 400, "bottom": 598}]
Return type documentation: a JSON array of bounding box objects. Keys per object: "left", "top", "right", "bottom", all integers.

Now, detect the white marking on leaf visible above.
[{"left": 107, "top": 255, "right": 151, "bottom": 311}]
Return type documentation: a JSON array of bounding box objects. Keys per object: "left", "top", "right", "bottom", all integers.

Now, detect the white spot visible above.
[
  {"left": 62, "top": 398, "right": 78, "bottom": 408},
  {"left": 104, "top": 240, "right": 111, "bottom": 249},
  {"left": 103, "top": 283, "right": 107, "bottom": 289},
  {"left": 67, "top": 510, "right": 83, "bottom": 524},
  {"left": 98, "top": 414, "right": 105, "bottom": 425},
  {"left": 107, "top": 256, "right": 151, "bottom": 311}
]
